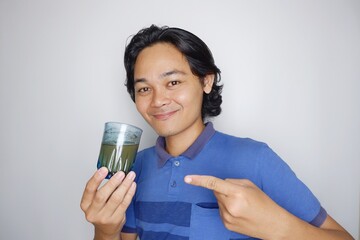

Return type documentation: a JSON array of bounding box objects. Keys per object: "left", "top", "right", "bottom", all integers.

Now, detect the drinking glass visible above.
[{"left": 97, "top": 122, "right": 142, "bottom": 179}]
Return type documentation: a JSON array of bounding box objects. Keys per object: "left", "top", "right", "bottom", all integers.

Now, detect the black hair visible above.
[{"left": 124, "top": 24, "right": 223, "bottom": 120}]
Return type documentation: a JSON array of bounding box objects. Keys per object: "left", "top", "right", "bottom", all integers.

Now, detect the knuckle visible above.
[
  {"left": 85, "top": 212, "right": 96, "bottom": 223},
  {"left": 80, "top": 202, "right": 87, "bottom": 212},
  {"left": 241, "top": 179, "right": 252, "bottom": 185},
  {"left": 223, "top": 221, "right": 234, "bottom": 231},
  {"left": 108, "top": 178, "right": 122, "bottom": 189},
  {"left": 240, "top": 178, "right": 256, "bottom": 189},
  {"left": 111, "top": 192, "right": 124, "bottom": 203},
  {"left": 220, "top": 212, "right": 232, "bottom": 229},
  {"left": 223, "top": 220, "right": 230, "bottom": 229},
  {"left": 119, "top": 216, "right": 126, "bottom": 226},
  {"left": 94, "top": 192, "right": 107, "bottom": 203},
  {"left": 205, "top": 177, "right": 218, "bottom": 190},
  {"left": 84, "top": 182, "right": 95, "bottom": 194},
  {"left": 223, "top": 210, "right": 234, "bottom": 222},
  {"left": 219, "top": 205, "right": 242, "bottom": 232},
  {"left": 227, "top": 204, "right": 240, "bottom": 217},
  {"left": 97, "top": 216, "right": 109, "bottom": 225},
  {"left": 121, "top": 195, "right": 132, "bottom": 207},
  {"left": 106, "top": 179, "right": 117, "bottom": 189}
]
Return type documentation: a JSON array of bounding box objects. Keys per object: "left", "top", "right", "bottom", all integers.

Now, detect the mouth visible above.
[{"left": 152, "top": 110, "right": 178, "bottom": 121}]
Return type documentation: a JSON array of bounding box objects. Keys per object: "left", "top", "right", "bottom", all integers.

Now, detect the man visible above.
[{"left": 81, "top": 25, "right": 353, "bottom": 240}]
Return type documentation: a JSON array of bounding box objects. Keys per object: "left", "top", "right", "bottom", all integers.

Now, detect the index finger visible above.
[
  {"left": 184, "top": 175, "right": 232, "bottom": 195},
  {"left": 80, "top": 167, "right": 108, "bottom": 211}
]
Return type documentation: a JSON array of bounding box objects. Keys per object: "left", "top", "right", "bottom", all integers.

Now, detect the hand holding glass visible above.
[{"left": 97, "top": 122, "right": 142, "bottom": 179}]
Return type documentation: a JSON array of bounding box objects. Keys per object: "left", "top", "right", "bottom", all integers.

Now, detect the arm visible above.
[
  {"left": 120, "top": 233, "right": 138, "bottom": 240},
  {"left": 93, "top": 232, "right": 138, "bottom": 240},
  {"left": 281, "top": 213, "right": 353, "bottom": 240},
  {"left": 184, "top": 175, "right": 354, "bottom": 240},
  {"left": 80, "top": 167, "right": 137, "bottom": 240}
]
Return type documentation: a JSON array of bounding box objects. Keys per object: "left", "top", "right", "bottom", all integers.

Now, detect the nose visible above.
[{"left": 151, "top": 89, "right": 171, "bottom": 107}]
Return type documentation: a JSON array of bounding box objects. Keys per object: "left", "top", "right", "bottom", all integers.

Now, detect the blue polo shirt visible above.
[{"left": 122, "top": 122, "right": 327, "bottom": 239}]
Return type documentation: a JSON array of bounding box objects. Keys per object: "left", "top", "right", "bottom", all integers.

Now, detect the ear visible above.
[{"left": 203, "top": 74, "right": 215, "bottom": 94}]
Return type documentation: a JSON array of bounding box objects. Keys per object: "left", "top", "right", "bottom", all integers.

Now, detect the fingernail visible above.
[
  {"left": 184, "top": 176, "right": 192, "bottom": 183},
  {"left": 114, "top": 171, "right": 125, "bottom": 180},
  {"left": 97, "top": 167, "right": 107, "bottom": 176},
  {"left": 127, "top": 171, "right": 136, "bottom": 180}
]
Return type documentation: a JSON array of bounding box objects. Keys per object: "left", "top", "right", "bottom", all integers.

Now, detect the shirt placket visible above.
[{"left": 168, "top": 157, "right": 183, "bottom": 199}]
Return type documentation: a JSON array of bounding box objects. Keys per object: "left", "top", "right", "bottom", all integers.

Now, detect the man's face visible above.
[{"left": 133, "top": 43, "right": 212, "bottom": 138}]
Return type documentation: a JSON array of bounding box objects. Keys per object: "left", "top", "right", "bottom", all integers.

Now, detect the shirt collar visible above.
[{"left": 156, "top": 122, "right": 216, "bottom": 167}]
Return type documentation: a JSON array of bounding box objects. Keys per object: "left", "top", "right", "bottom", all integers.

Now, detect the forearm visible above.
[
  {"left": 94, "top": 227, "right": 121, "bottom": 240},
  {"left": 277, "top": 213, "right": 354, "bottom": 240}
]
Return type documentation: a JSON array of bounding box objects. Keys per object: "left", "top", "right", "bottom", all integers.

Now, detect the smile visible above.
[{"left": 152, "top": 110, "right": 178, "bottom": 120}]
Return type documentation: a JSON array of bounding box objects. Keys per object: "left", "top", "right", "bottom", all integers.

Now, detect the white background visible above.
[{"left": 0, "top": 0, "right": 359, "bottom": 239}]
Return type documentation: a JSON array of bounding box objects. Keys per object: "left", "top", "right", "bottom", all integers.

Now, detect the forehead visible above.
[{"left": 134, "top": 43, "right": 191, "bottom": 78}]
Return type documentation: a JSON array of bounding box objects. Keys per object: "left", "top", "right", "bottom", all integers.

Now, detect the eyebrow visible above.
[
  {"left": 134, "top": 69, "right": 186, "bottom": 85},
  {"left": 160, "top": 70, "right": 186, "bottom": 78},
  {"left": 134, "top": 78, "right": 146, "bottom": 84}
]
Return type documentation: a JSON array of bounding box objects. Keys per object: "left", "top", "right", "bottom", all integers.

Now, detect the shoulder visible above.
[
  {"left": 131, "top": 145, "right": 156, "bottom": 174},
  {"left": 211, "top": 131, "right": 270, "bottom": 154},
  {"left": 137, "top": 145, "right": 156, "bottom": 159},
  {"left": 209, "top": 130, "right": 288, "bottom": 174},
  {"left": 134, "top": 145, "right": 158, "bottom": 166}
]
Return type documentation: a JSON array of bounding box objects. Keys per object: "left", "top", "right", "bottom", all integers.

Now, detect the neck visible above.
[{"left": 165, "top": 120, "right": 205, "bottom": 156}]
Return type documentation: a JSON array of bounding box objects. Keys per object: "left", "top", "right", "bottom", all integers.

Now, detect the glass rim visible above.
[{"left": 104, "top": 121, "right": 143, "bottom": 133}]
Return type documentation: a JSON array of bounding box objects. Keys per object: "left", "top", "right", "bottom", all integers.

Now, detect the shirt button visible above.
[
  {"left": 174, "top": 161, "right": 180, "bottom": 167},
  {"left": 170, "top": 180, "right": 177, "bottom": 187}
]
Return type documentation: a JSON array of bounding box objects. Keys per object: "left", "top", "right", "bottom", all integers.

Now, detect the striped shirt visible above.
[{"left": 122, "top": 122, "right": 327, "bottom": 239}]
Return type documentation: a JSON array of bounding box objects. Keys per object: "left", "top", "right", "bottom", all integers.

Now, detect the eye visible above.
[
  {"left": 168, "top": 80, "right": 180, "bottom": 87},
  {"left": 137, "top": 87, "right": 150, "bottom": 94}
]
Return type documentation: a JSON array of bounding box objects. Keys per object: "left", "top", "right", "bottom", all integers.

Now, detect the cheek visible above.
[
  {"left": 182, "top": 88, "right": 203, "bottom": 101},
  {"left": 177, "top": 88, "right": 203, "bottom": 105},
  {"left": 135, "top": 100, "right": 147, "bottom": 116}
]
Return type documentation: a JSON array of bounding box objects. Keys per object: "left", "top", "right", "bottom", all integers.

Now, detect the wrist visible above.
[
  {"left": 94, "top": 227, "right": 121, "bottom": 240},
  {"left": 272, "top": 210, "right": 312, "bottom": 240},
  {"left": 268, "top": 209, "right": 299, "bottom": 240}
]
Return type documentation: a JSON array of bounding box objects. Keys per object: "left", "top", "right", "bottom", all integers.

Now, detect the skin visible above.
[
  {"left": 184, "top": 176, "right": 354, "bottom": 240},
  {"left": 80, "top": 168, "right": 137, "bottom": 240},
  {"left": 80, "top": 42, "right": 213, "bottom": 240},
  {"left": 133, "top": 43, "right": 214, "bottom": 156},
  {"left": 81, "top": 42, "right": 354, "bottom": 240}
]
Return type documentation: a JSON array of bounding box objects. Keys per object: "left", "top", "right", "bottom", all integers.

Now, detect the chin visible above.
[
  {"left": 155, "top": 129, "right": 175, "bottom": 138},
  {"left": 146, "top": 120, "right": 176, "bottom": 137},
  {"left": 151, "top": 125, "right": 178, "bottom": 137}
]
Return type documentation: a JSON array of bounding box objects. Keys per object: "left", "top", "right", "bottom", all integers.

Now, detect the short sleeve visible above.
[{"left": 258, "top": 145, "right": 327, "bottom": 225}]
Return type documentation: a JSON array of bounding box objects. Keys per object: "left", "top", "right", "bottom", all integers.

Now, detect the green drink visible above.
[
  {"left": 98, "top": 143, "right": 139, "bottom": 176},
  {"left": 97, "top": 122, "right": 142, "bottom": 179}
]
